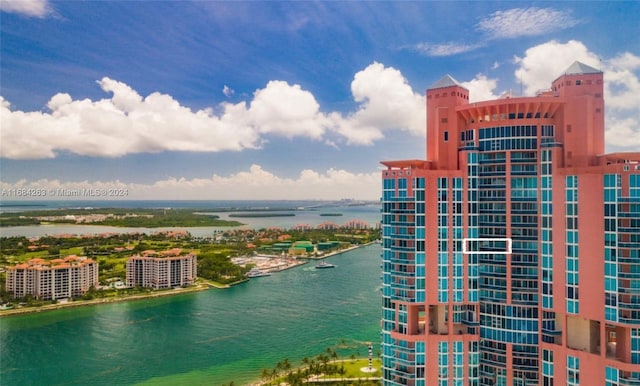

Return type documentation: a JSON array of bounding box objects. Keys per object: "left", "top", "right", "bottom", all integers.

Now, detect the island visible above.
[
  {"left": 0, "top": 207, "right": 244, "bottom": 227},
  {"left": 0, "top": 223, "right": 380, "bottom": 316}
]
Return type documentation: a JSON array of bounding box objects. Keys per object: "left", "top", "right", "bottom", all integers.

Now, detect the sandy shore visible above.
[
  {"left": 303, "top": 244, "right": 365, "bottom": 260},
  {"left": 1, "top": 243, "right": 375, "bottom": 318},
  {"left": 0, "top": 284, "right": 210, "bottom": 318}
]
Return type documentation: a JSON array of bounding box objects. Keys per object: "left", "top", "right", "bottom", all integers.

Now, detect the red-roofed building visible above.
[
  {"left": 126, "top": 252, "right": 197, "bottom": 289},
  {"left": 6, "top": 256, "right": 98, "bottom": 300}
]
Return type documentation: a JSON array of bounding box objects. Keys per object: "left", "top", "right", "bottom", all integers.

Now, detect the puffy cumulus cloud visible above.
[
  {"left": 513, "top": 40, "right": 600, "bottom": 96},
  {"left": 2, "top": 62, "right": 427, "bottom": 159},
  {"left": 603, "top": 52, "right": 640, "bottom": 150},
  {"left": 0, "top": 165, "right": 380, "bottom": 200},
  {"left": 249, "top": 80, "right": 327, "bottom": 139},
  {"left": 604, "top": 52, "right": 640, "bottom": 111},
  {"left": 332, "top": 62, "right": 426, "bottom": 145},
  {"left": 477, "top": 7, "right": 579, "bottom": 39},
  {"left": 0, "top": 0, "right": 50, "bottom": 17},
  {"left": 514, "top": 40, "right": 640, "bottom": 151},
  {"left": 0, "top": 79, "right": 260, "bottom": 159},
  {"left": 461, "top": 74, "right": 500, "bottom": 103}
]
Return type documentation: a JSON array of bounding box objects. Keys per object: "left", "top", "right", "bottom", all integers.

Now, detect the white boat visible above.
[
  {"left": 246, "top": 268, "right": 271, "bottom": 278},
  {"left": 315, "top": 260, "right": 335, "bottom": 269}
]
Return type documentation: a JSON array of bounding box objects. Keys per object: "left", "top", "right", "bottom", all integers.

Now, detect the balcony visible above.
[
  {"left": 620, "top": 375, "right": 640, "bottom": 386},
  {"left": 390, "top": 233, "right": 416, "bottom": 240}
]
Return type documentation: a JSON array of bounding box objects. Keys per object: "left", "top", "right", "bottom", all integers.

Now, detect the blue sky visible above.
[{"left": 1, "top": 1, "right": 639, "bottom": 200}]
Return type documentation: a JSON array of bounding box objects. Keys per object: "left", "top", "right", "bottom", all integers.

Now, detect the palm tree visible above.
[
  {"left": 275, "top": 361, "right": 283, "bottom": 375},
  {"left": 261, "top": 368, "right": 270, "bottom": 382},
  {"left": 283, "top": 358, "right": 291, "bottom": 372}
]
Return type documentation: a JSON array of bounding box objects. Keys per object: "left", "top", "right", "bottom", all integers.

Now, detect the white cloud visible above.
[
  {"left": 461, "top": 74, "right": 500, "bottom": 103},
  {"left": 412, "top": 42, "right": 483, "bottom": 57},
  {"left": 0, "top": 0, "right": 50, "bottom": 17},
  {"left": 1, "top": 63, "right": 426, "bottom": 159},
  {"left": 513, "top": 40, "right": 600, "bottom": 95},
  {"left": 0, "top": 79, "right": 261, "bottom": 159},
  {"left": 0, "top": 165, "right": 381, "bottom": 200},
  {"left": 222, "top": 85, "right": 234, "bottom": 97},
  {"left": 477, "top": 7, "right": 579, "bottom": 39},
  {"left": 249, "top": 80, "right": 327, "bottom": 139},
  {"left": 331, "top": 62, "right": 425, "bottom": 145},
  {"left": 605, "top": 117, "right": 640, "bottom": 149},
  {"left": 514, "top": 40, "right": 640, "bottom": 152}
]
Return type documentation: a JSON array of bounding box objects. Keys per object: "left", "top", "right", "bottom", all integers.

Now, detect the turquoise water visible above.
[{"left": 0, "top": 244, "right": 382, "bottom": 385}]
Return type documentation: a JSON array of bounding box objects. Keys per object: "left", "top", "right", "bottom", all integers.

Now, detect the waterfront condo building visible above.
[
  {"left": 6, "top": 255, "right": 98, "bottom": 300},
  {"left": 380, "top": 61, "right": 640, "bottom": 386},
  {"left": 126, "top": 249, "right": 197, "bottom": 289}
]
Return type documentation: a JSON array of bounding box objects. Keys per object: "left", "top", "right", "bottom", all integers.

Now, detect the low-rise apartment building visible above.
[
  {"left": 6, "top": 255, "right": 98, "bottom": 300},
  {"left": 126, "top": 249, "right": 197, "bottom": 289}
]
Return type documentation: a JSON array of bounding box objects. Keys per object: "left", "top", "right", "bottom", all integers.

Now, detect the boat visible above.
[
  {"left": 315, "top": 260, "right": 335, "bottom": 269},
  {"left": 246, "top": 268, "right": 272, "bottom": 278}
]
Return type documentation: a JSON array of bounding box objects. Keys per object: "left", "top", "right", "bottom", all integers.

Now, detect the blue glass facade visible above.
[{"left": 381, "top": 64, "right": 638, "bottom": 386}]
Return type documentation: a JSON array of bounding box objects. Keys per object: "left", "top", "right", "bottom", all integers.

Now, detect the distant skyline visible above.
[{"left": 1, "top": 1, "right": 639, "bottom": 200}]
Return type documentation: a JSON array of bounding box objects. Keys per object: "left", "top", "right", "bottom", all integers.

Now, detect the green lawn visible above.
[{"left": 320, "top": 358, "right": 382, "bottom": 378}]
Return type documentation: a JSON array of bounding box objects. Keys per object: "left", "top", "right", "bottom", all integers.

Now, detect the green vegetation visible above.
[
  {"left": 0, "top": 208, "right": 244, "bottom": 227},
  {"left": 256, "top": 344, "right": 381, "bottom": 386},
  {"left": 0, "top": 217, "right": 41, "bottom": 226},
  {"left": 0, "top": 225, "right": 380, "bottom": 305},
  {"left": 196, "top": 245, "right": 250, "bottom": 284}
]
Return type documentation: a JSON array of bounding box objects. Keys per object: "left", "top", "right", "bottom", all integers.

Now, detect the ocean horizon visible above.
[
  {"left": 0, "top": 199, "right": 382, "bottom": 238},
  {"left": 0, "top": 199, "right": 378, "bottom": 212}
]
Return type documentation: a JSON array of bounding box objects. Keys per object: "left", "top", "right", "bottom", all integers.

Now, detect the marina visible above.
[{"left": 0, "top": 244, "right": 382, "bottom": 385}]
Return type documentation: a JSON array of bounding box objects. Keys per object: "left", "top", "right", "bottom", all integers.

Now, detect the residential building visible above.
[
  {"left": 380, "top": 61, "right": 640, "bottom": 385},
  {"left": 126, "top": 249, "right": 197, "bottom": 289},
  {"left": 6, "top": 255, "right": 98, "bottom": 300}
]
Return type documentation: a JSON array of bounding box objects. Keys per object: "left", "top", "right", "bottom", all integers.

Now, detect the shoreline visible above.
[
  {"left": 0, "top": 243, "right": 374, "bottom": 318},
  {"left": 0, "top": 283, "right": 210, "bottom": 318},
  {"left": 248, "top": 358, "right": 382, "bottom": 385},
  {"left": 302, "top": 244, "right": 365, "bottom": 260}
]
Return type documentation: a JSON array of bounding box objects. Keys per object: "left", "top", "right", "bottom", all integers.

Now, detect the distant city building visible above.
[
  {"left": 126, "top": 249, "right": 197, "bottom": 289},
  {"left": 317, "top": 221, "right": 339, "bottom": 230},
  {"left": 6, "top": 255, "right": 98, "bottom": 300},
  {"left": 380, "top": 62, "right": 640, "bottom": 385},
  {"left": 292, "top": 223, "right": 314, "bottom": 231},
  {"left": 344, "top": 219, "right": 370, "bottom": 229}
]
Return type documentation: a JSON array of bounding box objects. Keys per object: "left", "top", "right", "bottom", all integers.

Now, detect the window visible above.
[
  {"left": 575, "top": 80, "right": 582, "bottom": 85},
  {"left": 444, "top": 131, "right": 449, "bottom": 142}
]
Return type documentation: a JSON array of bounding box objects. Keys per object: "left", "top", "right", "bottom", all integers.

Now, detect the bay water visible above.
[
  {"left": 0, "top": 244, "right": 382, "bottom": 385},
  {"left": 0, "top": 200, "right": 381, "bottom": 238}
]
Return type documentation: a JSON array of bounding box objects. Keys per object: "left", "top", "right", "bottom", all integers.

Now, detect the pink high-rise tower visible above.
[{"left": 380, "top": 61, "right": 640, "bottom": 385}]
